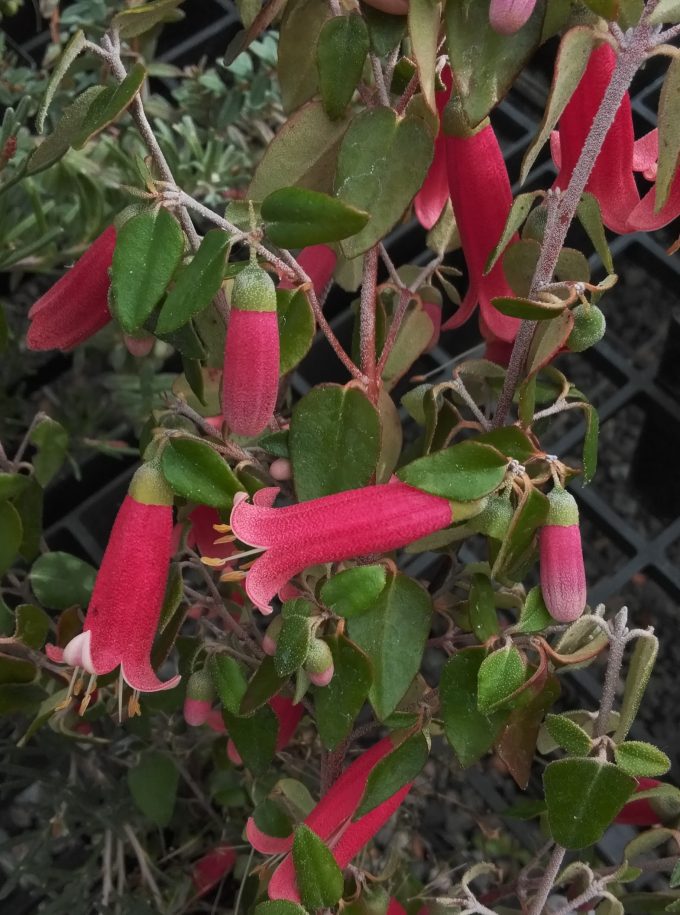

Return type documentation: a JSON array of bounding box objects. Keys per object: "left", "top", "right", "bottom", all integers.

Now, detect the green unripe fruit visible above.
[
  {"left": 567, "top": 304, "right": 606, "bottom": 353},
  {"left": 546, "top": 487, "right": 579, "bottom": 526},
  {"left": 468, "top": 493, "right": 514, "bottom": 540},
  {"left": 305, "top": 638, "right": 333, "bottom": 674},
  {"left": 231, "top": 264, "right": 277, "bottom": 313},
  {"left": 128, "top": 460, "right": 174, "bottom": 506},
  {"left": 187, "top": 668, "right": 215, "bottom": 702}
]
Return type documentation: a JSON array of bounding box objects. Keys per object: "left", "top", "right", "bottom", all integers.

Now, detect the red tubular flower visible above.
[
  {"left": 280, "top": 244, "right": 337, "bottom": 298},
  {"left": 186, "top": 505, "right": 235, "bottom": 562},
  {"left": 614, "top": 777, "right": 663, "bottom": 825},
  {"left": 227, "top": 694, "right": 303, "bottom": 769},
  {"left": 539, "top": 488, "right": 586, "bottom": 623},
  {"left": 229, "top": 483, "right": 453, "bottom": 613},
  {"left": 553, "top": 43, "right": 680, "bottom": 233},
  {"left": 192, "top": 846, "right": 237, "bottom": 896},
  {"left": 27, "top": 225, "right": 116, "bottom": 351},
  {"left": 223, "top": 265, "right": 280, "bottom": 437},
  {"left": 489, "top": 0, "right": 537, "bottom": 34},
  {"left": 183, "top": 668, "right": 215, "bottom": 727},
  {"left": 414, "top": 70, "right": 451, "bottom": 232},
  {"left": 442, "top": 122, "right": 521, "bottom": 344},
  {"left": 247, "top": 737, "right": 411, "bottom": 902},
  {"left": 61, "top": 462, "right": 180, "bottom": 700}
]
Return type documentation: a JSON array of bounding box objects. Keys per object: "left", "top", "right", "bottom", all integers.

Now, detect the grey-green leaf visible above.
[
  {"left": 127, "top": 751, "right": 179, "bottom": 827},
  {"left": 156, "top": 230, "right": 230, "bottom": 334}
]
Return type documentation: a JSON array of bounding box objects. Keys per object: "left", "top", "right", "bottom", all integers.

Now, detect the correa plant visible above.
[{"left": 3, "top": 0, "right": 680, "bottom": 912}]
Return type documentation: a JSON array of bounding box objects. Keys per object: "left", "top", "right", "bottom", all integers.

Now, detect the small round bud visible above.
[
  {"left": 184, "top": 698, "right": 212, "bottom": 727},
  {"left": 124, "top": 332, "right": 154, "bottom": 357},
  {"left": 304, "top": 638, "right": 334, "bottom": 687},
  {"left": 231, "top": 265, "right": 277, "bottom": 313},
  {"left": 263, "top": 615, "right": 283, "bottom": 656},
  {"left": 567, "top": 304, "right": 606, "bottom": 353},
  {"left": 269, "top": 458, "right": 292, "bottom": 481}
]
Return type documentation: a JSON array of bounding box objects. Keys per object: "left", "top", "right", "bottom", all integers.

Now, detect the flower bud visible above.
[
  {"left": 124, "top": 332, "right": 154, "bottom": 357},
  {"left": 540, "top": 488, "right": 586, "bottom": 623},
  {"left": 567, "top": 303, "right": 606, "bottom": 353},
  {"left": 469, "top": 492, "right": 514, "bottom": 540},
  {"left": 304, "top": 638, "right": 334, "bottom": 687},
  {"left": 270, "top": 458, "right": 292, "bottom": 481},
  {"left": 489, "top": 0, "right": 537, "bottom": 34},
  {"left": 263, "top": 615, "right": 283, "bottom": 657},
  {"left": 183, "top": 668, "right": 215, "bottom": 726},
  {"left": 223, "top": 265, "right": 280, "bottom": 437}
]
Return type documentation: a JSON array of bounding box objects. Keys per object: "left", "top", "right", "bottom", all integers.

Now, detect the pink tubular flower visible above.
[
  {"left": 539, "top": 488, "right": 586, "bottom": 623},
  {"left": 489, "top": 0, "right": 537, "bottom": 34},
  {"left": 192, "top": 846, "right": 237, "bottom": 896},
  {"left": 553, "top": 43, "right": 680, "bottom": 233},
  {"left": 27, "top": 225, "right": 116, "bottom": 351},
  {"left": 443, "top": 123, "right": 521, "bottom": 344},
  {"left": 223, "top": 265, "right": 280, "bottom": 437},
  {"left": 229, "top": 482, "right": 453, "bottom": 614},
  {"left": 263, "top": 737, "right": 412, "bottom": 902},
  {"left": 61, "top": 462, "right": 180, "bottom": 703},
  {"left": 414, "top": 70, "right": 451, "bottom": 232},
  {"left": 280, "top": 244, "right": 337, "bottom": 298},
  {"left": 614, "top": 778, "right": 663, "bottom": 826},
  {"left": 187, "top": 505, "right": 234, "bottom": 562}
]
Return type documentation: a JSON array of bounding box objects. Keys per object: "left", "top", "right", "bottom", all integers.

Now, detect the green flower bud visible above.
[
  {"left": 231, "top": 265, "right": 277, "bottom": 313},
  {"left": 468, "top": 493, "right": 514, "bottom": 540},
  {"left": 545, "top": 487, "right": 579, "bottom": 526},
  {"left": 567, "top": 303, "right": 606, "bottom": 353}
]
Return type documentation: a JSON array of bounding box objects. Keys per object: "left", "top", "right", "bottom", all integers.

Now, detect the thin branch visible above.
[
  {"left": 451, "top": 377, "right": 491, "bottom": 430},
  {"left": 370, "top": 54, "right": 390, "bottom": 106},
  {"left": 594, "top": 606, "right": 628, "bottom": 738},
  {"left": 528, "top": 844, "right": 566, "bottom": 915},
  {"left": 360, "top": 246, "right": 380, "bottom": 398}
]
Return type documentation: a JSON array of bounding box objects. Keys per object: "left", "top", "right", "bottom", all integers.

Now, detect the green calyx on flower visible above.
[
  {"left": 545, "top": 486, "right": 579, "bottom": 527},
  {"left": 231, "top": 264, "right": 277, "bottom": 313},
  {"left": 129, "top": 460, "right": 174, "bottom": 506}
]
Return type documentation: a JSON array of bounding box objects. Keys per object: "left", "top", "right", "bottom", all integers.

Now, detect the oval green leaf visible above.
[
  {"left": 397, "top": 440, "right": 508, "bottom": 501},
  {"left": 160, "top": 438, "right": 243, "bottom": 509},
  {"left": 293, "top": 824, "right": 344, "bottom": 909},
  {"left": 314, "top": 634, "right": 372, "bottom": 749},
  {"left": 317, "top": 13, "right": 370, "bottom": 120},
  {"left": 29, "top": 552, "right": 97, "bottom": 610},
  {"left": 262, "top": 186, "right": 369, "bottom": 248},
  {"left": 320, "top": 565, "right": 387, "bottom": 618}
]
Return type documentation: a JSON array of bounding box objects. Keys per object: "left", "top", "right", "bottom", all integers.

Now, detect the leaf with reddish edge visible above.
[
  {"left": 496, "top": 672, "right": 560, "bottom": 789},
  {"left": 525, "top": 308, "right": 574, "bottom": 377}
]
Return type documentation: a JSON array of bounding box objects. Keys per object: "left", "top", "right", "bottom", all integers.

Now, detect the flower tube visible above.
[
  {"left": 539, "top": 487, "right": 586, "bottom": 623},
  {"left": 27, "top": 225, "right": 116, "bottom": 351},
  {"left": 229, "top": 483, "right": 453, "bottom": 613}
]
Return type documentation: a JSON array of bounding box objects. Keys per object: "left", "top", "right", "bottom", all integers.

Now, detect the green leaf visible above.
[
  {"left": 209, "top": 655, "right": 247, "bottom": 715},
  {"left": 348, "top": 572, "right": 432, "bottom": 720},
  {"left": 255, "top": 903, "right": 308, "bottom": 915},
  {"left": 253, "top": 798, "right": 293, "bottom": 839},
  {"left": 14, "top": 478, "right": 43, "bottom": 561},
  {"left": 262, "top": 187, "right": 369, "bottom": 248},
  {"left": 112, "top": 0, "right": 185, "bottom": 38},
  {"left": 397, "top": 439, "right": 507, "bottom": 501},
  {"left": 496, "top": 674, "right": 560, "bottom": 789},
  {"left": 649, "top": 0, "right": 680, "bottom": 24},
  {"left": 408, "top": 0, "right": 442, "bottom": 114},
  {"left": 159, "top": 563, "right": 183, "bottom": 631},
  {"left": 0, "top": 655, "right": 36, "bottom": 685},
  {"left": 0, "top": 501, "right": 22, "bottom": 576},
  {"left": 670, "top": 861, "right": 680, "bottom": 889},
  {"left": 290, "top": 385, "right": 381, "bottom": 501},
  {"left": 614, "top": 633, "right": 658, "bottom": 742},
  {"left": 445, "top": 0, "right": 544, "bottom": 129},
  {"left": 475, "top": 426, "right": 536, "bottom": 463},
  {"left": 239, "top": 656, "right": 287, "bottom": 716},
  {"left": 27, "top": 86, "right": 107, "bottom": 176},
  {"left": 381, "top": 300, "right": 436, "bottom": 390},
  {"left": 491, "top": 295, "right": 565, "bottom": 321},
  {"left": 72, "top": 63, "right": 146, "bottom": 148},
  {"left": 14, "top": 604, "right": 50, "bottom": 650},
  {"left": 275, "top": 616, "right": 312, "bottom": 677},
  {"left": 37, "top": 29, "right": 86, "bottom": 134},
  {"left": 526, "top": 308, "right": 575, "bottom": 376},
  {"left": 29, "top": 416, "right": 69, "bottom": 486},
  {"left": 0, "top": 473, "right": 29, "bottom": 502},
  {"left": 544, "top": 713, "right": 591, "bottom": 756},
  {"left": 314, "top": 634, "right": 372, "bottom": 749},
  {"left": 127, "top": 751, "right": 179, "bottom": 827},
  {"left": 543, "top": 758, "right": 635, "bottom": 848},
  {"left": 485, "top": 192, "right": 541, "bottom": 272},
  {"left": 514, "top": 586, "right": 552, "bottom": 634},
  {"left": 576, "top": 192, "right": 614, "bottom": 274},
  {"left": 336, "top": 107, "right": 434, "bottom": 257},
  {"left": 249, "top": 100, "right": 350, "bottom": 200},
  {"left": 492, "top": 485, "right": 549, "bottom": 579},
  {"left": 317, "top": 13, "right": 370, "bottom": 120},
  {"left": 277, "top": 288, "right": 315, "bottom": 375},
  {"left": 29, "top": 552, "right": 97, "bottom": 610},
  {"left": 615, "top": 741, "right": 671, "bottom": 778},
  {"left": 224, "top": 704, "right": 278, "bottom": 775},
  {"left": 293, "top": 825, "right": 344, "bottom": 909},
  {"left": 469, "top": 573, "right": 499, "bottom": 642},
  {"left": 363, "top": 3, "right": 406, "bottom": 56},
  {"left": 156, "top": 230, "right": 230, "bottom": 334},
  {"left": 161, "top": 438, "right": 243, "bottom": 509},
  {"left": 521, "top": 27, "right": 595, "bottom": 182},
  {"left": 477, "top": 644, "right": 527, "bottom": 713},
  {"left": 656, "top": 57, "right": 680, "bottom": 211},
  {"left": 582, "top": 402, "right": 600, "bottom": 483},
  {"left": 278, "top": 0, "right": 329, "bottom": 113},
  {"left": 440, "top": 647, "right": 507, "bottom": 766},
  {"left": 320, "top": 565, "right": 387, "bottom": 618},
  {"left": 0, "top": 683, "right": 46, "bottom": 715},
  {"left": 356, "top": 731, "right": 428, "bottom": 817},
  {"left": 111, "top": 208, "right": 185, "bottom": 333}
]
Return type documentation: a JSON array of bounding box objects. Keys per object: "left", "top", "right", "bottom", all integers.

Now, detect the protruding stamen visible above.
[
  {"left": 78, "top": 674, "right": 98, "bottom": 715},
  {"left": 213, "top": 523, "right": 231, "bottom": 533},
  {"left": 220, "top": 570, "right": 247, "bottom": 583},
  {"left": 128, "top": 691, "right": 142, "bottom": 718}
]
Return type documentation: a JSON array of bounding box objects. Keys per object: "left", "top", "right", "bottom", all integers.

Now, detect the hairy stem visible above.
[
  {"left": 528, "top": 844, "right": 566, "bottom": 915},
  {"left": 360, "top": 246, "right": 380, "bottom": 399},
  {"left": 594, "top": 606, "right": 628, "bottom": 738},
  {"left": 493, "top": 14, "right": 656, "bottom": 427}
]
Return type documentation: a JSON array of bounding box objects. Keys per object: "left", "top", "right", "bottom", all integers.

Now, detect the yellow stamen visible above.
[
  {"left": 213, "top": 534, "right": 236, "bottom": 544},
  {"left": 220, "top": 570, "right": 247, "bottom": 582},
  {"left": 78, "top": 674, "right": 97, "bottom": 715},
  {"left": 201, "top": 556, "right": 230, "bottom": 568},
  {"left": 213, "top": 523, "right": 231, "bottom": 533},
  {"left": 127, "top": 691, "right": 142, "bottom": 718},
  {"left": 240, "top": 559, "right": 257, "bottom": 570}
]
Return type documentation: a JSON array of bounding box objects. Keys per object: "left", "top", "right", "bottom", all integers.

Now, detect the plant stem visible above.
[
  {"left": 492, "top": 15, "right": 656, "bottom": 427},
  {"left": 360, "top": 246, "right": 380, "bottom": 400},
  {"left": 528, "top": 844, "right": 566, "bottom": 915},
  {"left": 594, "top": 606, "right": 628, "bottom": 738}
]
